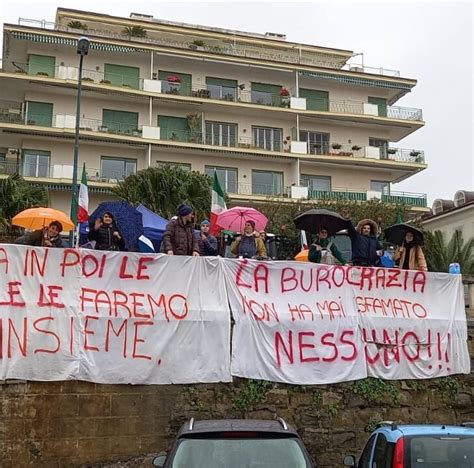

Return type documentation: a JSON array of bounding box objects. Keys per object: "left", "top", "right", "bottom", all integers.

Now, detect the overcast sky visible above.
[{"left": 1, "top": 0, "right": 472, "bottom": 205}]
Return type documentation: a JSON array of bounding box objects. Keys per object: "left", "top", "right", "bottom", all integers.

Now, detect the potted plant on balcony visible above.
[
  {"left": 279, "top": 87, "right": 290, "bottom": 108},
  {"left": 387, "top": 148, "right": 397, "bottom": 155},
  {"left": 100, "top": 79, "right": 111, "bottom": 85},
  {"left": 186, "top": 113, "right": 201, "bottom": 142},
  {"left": 189, "top": 39, "right": 206, "bottom": 50},
  {"left": 67, "top": 20, "right": 88, "bottom": 31},
  {"left": 122, "top": 26, "right": 148, "bottom": 38},
  {"left": 330, "top": 142, "right": 342, "bottom": 155},
  {"left": 409, "top": 150, "right": 423, "bottom": 162},
  {"left": 351, "top": 145, "right": 362, "bottom": 152},
  {"left": 36, "top": 71, "right": 49, "bottom": 77},
  {"left": 82, "top": 77, "right": 94, "bottom": 83}
]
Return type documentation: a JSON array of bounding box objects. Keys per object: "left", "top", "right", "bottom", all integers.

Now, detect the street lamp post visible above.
[{"left": 69, "top": 36, "right": 90, "bottom": 246}]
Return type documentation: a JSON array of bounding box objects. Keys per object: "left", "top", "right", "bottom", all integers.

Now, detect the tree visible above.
[
  {"left": 0, "top": 173, "right": 49, "bottom": 236},
  {"left": 122, "top": 26, "right": 147, "bottom": 38},
  {"left": 110, "top": 165, "right": 212, "bottom": 220},
  {"left": 424, "top": 230, "right": 474, "bottom": 274}
]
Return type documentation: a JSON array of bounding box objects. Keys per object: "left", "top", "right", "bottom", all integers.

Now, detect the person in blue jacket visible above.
[
  {"left": 343, "top": 214, "right": 383, "bottom": 267},
  {"left": 195, "top": 219, "right": 218, "bottom": 256}
]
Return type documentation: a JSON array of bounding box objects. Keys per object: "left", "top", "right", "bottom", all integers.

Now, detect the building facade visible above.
[{"left": 0, "top": 8, "right": 428, "bottom": 215}]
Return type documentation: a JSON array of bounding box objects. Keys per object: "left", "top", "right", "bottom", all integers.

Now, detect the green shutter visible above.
[
  {"left": 206, "top": 77, "right": 237, "bottom": 88},
  {"left": 103, "top": 109, "right": 138, "bottom": 134},
  {"left": 26, "top": 102, "right": 53, "bottom": 127},
  {"left": 299, "top": 89, "right": 329, "bottom": 111},
  {"left": 251, "top": 82, "right": 280, "bottom": 93},
  {"left": 368, "top": 97, "right": 388, "bottom": 117},
  {"left": 251, "top": 83, "right": 282, "bottom": 106},
  {"left": 104, "top": 64, "right": 140, "bottom": 89},
  {"left": 28, "top": 54, "right": 55, "bottom": 77},
  {"left": 158, "top": 115, "right": 189, "bottom": 142},
  {"left": 158, "top": 71, "right": 192, "bottom": 96}
]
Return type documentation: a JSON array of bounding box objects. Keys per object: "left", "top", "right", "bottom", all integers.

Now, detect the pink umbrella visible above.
[{"left": 216, "top": 206, "right": 268, "bottom": 232}]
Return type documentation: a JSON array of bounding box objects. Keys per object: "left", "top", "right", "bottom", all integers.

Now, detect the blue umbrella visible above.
[{"left": 90, "top": 201, "right": 144, "bottom": 251}]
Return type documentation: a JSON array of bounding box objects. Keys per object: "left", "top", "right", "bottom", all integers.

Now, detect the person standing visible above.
[
  {"left": 163, "top": 204, "right": 200, "bottom": 256},
  {"left": 88, "top": 211, "right": 125, "bottom": 251},
  {"left": 342, "top": 212, "right": 383, "bottom": 267},
  {"left": 393, "top": 230, "right": 427, "bottom": 271},
  {"left": 195, "top": 219, "right": 218, "bottom": 256},
  {"left": 258, "top": 230, "right": 277, "bottom": 259},
  {"left": 308, "top": 226, "right": 346, "bottom": 265},
  {"left": 231, "top": 220, "right": 266, "bottom": 258}
]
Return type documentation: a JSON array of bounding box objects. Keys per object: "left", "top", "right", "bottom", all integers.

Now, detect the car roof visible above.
[
  {"left": 177, "top": 418, "right": 299, "bottom": 437},
  {"left": 375, "top": 424, "right": 474, "bottom": 442}
]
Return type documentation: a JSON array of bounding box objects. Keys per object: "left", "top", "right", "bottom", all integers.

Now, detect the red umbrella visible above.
[{"left": 216, "top": 206, "right": 268, "bottom": 232}]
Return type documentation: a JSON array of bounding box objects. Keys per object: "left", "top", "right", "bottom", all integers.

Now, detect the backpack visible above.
[{"left": 320, "top": 241, "right": 336, "bottom": 265}]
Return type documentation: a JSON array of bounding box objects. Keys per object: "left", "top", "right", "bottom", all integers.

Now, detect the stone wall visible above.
[{"left": 1, "top": 322, "right": 473, "bottom": 467}]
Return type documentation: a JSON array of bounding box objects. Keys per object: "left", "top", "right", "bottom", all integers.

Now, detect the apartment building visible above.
[{"left": 0, "top": 8, "right": 428, "bottom": 215}]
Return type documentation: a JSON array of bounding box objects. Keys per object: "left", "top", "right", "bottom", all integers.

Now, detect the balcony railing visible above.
[
  {"left": 0, "top": 58, "right": 422, "bottom": 122},
  {"left": 16, "top": 17, "right": 402, "bottom": 75},
  {"left": 381, "top": 190, "right": 427, "bottom": 207}
]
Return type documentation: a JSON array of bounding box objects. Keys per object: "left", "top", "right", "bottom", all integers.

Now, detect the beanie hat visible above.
[
  {"left": 246, "top": 220, "right": 256, "bottom": 230},
  {"left": 201, "top": 219, "right": 210, "bottom": 225},
  {"left": 177, "top": 204, "right": 193, "bottom": 217}
]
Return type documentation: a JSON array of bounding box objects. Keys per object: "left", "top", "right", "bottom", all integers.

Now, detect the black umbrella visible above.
[
  {"left": 383, "top": 223, "right": 424, "bottom": 246},
  {"left": 293, "top": 209, "right": 348, "bottom": 236}
]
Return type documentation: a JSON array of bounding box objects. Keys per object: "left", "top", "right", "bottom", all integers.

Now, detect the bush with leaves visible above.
[
  {"left": 111, "top": 165, "right": 214, "bottom": 220},
  {"left": 122, "top": 26, "right": 147, "bottom": 38},
  {"left": 424, "top": 230, "right": 473, "bottom": 273}
]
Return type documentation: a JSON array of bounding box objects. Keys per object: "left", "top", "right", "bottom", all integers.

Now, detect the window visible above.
[
  {"left": 371, "top": 180, "right": 390, "bottom": 194},
  {"left": 252, "top": 126, "right": 282, "bottom": 151},
  {"left": 251, "top": 82, "right": 281, "bottom": 106},
  {"left": 300, "top": 175, "right": 331, "bottom": 192},
  {"left": 26, "top": 101, "right": 53, "bottom": 127},
  {"left": 372, "top": 434, "right": 395, "bottom": 468},
  {"left": 206, "top": 77, "right": 237, "bottom": 101},
  {"left": 368, "top": 97, "right": 388, "bottom": 117},
  {"left": 28, "top": 54, "right": 55, "bottom": 77},
  {"left": 157, "top": 161, "right": 191, "bottom": 172},
  {"left": 252, "top": 170, "right": 283, "bottom": 196},
  {"left": 158, "top": 70, "right": 192, "bottom": 96},
  {"left": 358, "top": 434, "right": 377, "bottom": 468},
  {"left": 101, "top": 157, "right": 136, "bottom": 181},
  {"left": 299, "top": 88, "right": 329, "bottom": 111},
  {"left": 0, "top": 153, "right": 6, "bottom": 174},
  {"left": 22, "top": 149, "right": 50, "bottom": 178},
  {"left": 205, "top": 121, "right": 237, "bottom": 147},
  {"left": 102, "top": 109, "right": 139, "bottom": 135},
  {"left": 205, "top": 166, "right": 237, "bottom": 193},
  {"left": 299, "top": 131, "right": 329, "bottom": 155},
  {"left": 158, "top": 115, "right": 189, "bottom": 142},
  {"left": 369, "top": 138, "right": 389, "bottom": 159},
  {"left": 104, "top": 64, "right": 140, "bottom": 89}
]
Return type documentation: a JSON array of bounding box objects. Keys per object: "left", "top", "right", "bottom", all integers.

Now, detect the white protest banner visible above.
[
  {"left": 223, "top": 259, "right": 470, "bottom": 384},
  {"left": 0, "top": 245, "right": 231, "bottom": 384}
]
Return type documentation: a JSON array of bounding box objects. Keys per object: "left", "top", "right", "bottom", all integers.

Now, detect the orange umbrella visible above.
[
  {"left": 294, "top": 249, "right": 309, "bottom": 262},
  {"left": 12, "top": 207, "right": 75, "bottom": 231}
]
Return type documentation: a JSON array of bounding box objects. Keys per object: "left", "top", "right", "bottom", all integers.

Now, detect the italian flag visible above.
[
  {"left": 210, "top": 170, "right": 226, "bottom": 235},
  {"left": 77, "top": 163, "right": 89, "bottom": 223}
]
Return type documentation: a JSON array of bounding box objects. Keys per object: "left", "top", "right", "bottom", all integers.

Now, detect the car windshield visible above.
[
  {"left": 409, "top": 435, "right": 474, "bottom": 467},
  {"left": 170, "top": 437, "right": 310, "bottom": 468}
]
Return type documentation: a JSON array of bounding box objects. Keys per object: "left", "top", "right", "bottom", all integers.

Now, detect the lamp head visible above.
[{"left": 77, "top": 37, "right": 90, "bottom": 56}]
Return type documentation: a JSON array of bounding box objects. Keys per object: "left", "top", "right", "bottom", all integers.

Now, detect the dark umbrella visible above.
[
  {"left": 293, "top": 209, "right": 348, "bottom": 236},
  {"left": 90, "top": 201, "right": 144, "bottom": 251},
  {"left": 383, "top": 223, "right": 424, "bottom": 246}
]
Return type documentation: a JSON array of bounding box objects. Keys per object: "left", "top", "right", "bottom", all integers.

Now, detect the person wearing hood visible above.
[
  {"left": 230, "top": 220, "right": 266, "bottom": 259},
  {"left": 163, "top": 204, "right": 200, "bottom": 256},
  {"left": 393, "top": 230, "right": 427, "bottom": 271},
  {"left": 343, "top": 214, "right": 383, "bottom": 267},
  {"left": 88, "top": 211, "right": 125, "bottom": 251}
]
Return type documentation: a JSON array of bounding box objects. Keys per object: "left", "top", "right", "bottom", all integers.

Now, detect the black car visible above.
[{"left": 153, "top": 418, "right": 314, "bottom": 467}]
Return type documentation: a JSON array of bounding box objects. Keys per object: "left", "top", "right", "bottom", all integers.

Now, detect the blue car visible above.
[{"left": 344, "top": 421, "right": 474, "bottom": 468}]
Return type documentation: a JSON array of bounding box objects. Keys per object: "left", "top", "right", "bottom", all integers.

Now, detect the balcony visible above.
[
  {"left": 381, "top": 190, "right": 427, "bottom": 207},
  {"left": 14, "top": 17, "right": 406, "bottom": 75}
]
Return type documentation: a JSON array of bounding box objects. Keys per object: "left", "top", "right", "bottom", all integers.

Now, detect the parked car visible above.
[
  {"left": 153, "top": 417, "right": 314, "bottom": 467},
  {"left": 343, "top": 421, "right": 474, "bottom": 468}
]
